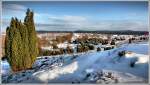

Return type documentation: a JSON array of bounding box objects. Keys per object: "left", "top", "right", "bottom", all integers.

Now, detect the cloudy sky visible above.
[{"left": 2, "top": 1, "right": 148, "bottom": 32}]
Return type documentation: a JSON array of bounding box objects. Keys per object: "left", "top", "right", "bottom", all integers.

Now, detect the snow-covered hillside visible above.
[{"left": 1, "top": 42, "right": 149, "bottom": 83}]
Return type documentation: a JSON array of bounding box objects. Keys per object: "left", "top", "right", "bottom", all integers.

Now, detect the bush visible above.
[
  {"left": 104, "top": 47, "right": 112, "bottom": 50},
  {"left": 52, "top": 50, "right": 62, "bottom": 55},
  {"left": 73, "top": 40, "right": 79, "bottom": 44},
  {"left": 110, "top": 40, "right": 115, "bottom": 45},
  {"left": 59, "top": 48, "right": 65, "bottom": 54},
  {"left": 42, "top": 50, "right": 50, "bottom": 56},
  {"left": 77, "top": 45, "right": 89, "bottom": 53},
  {"left": 77, "top": 45, "right": 82, "bottom": 53},
  {"left": 129, "top": 39, "right": 132, "bottom": 43},
  {"left": 41, "top": 48, "right": 66, "bottom": 56},
  {"left": 84, "top": 46, "right": 89, "bottom": 52},
  {"left": 102, "top": 40, "right": 109, "bottom": 45},
  {"left": 130, "top": 58, "right": 138, "bottom": 67},
  {"left": 52, "top": 43, "right": 58, "bottom": 49},
  {"left": 118, "top": 51, "right": 126, "bottom": 57},
  {"left": 66, "top": 46, "right": 73, "bottom": 54},
  {"left": 97, "top": 47, "right": 101, "bottom": 51},
  {"left": 111, "top": 46, "right": 114, "bottom": 49},
  {"left": 130, "top": 62, "right": 135, "bottom": 67},
  {"left": 88, "top": 44, "right": 94, "bottom": 50}
]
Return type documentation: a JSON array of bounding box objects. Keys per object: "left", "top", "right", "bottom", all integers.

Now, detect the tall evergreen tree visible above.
[
  {"left": 5, "top": 9, "right": 38, "bottom": 72},
  {"left": 5, "top": 18, "right": 23, "bottom": 71},
  {"left": 24, "top": 8, "right": 39, "bottom": 66},
  {"left": 11, "top": 26, "right": 23, "bottom": 71}
]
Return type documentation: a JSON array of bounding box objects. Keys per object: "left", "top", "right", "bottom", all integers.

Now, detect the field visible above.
[{"left": 1, "top": 33, "right": 149, "bottom": 83}]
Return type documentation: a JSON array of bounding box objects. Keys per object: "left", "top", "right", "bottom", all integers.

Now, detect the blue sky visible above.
[{"left": 2, "top": 1, "right": 148, "bottom": 32}]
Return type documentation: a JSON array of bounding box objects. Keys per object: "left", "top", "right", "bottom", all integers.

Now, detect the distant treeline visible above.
[{"left": 37, "top": 30, "right": 149, "bottom": 35}]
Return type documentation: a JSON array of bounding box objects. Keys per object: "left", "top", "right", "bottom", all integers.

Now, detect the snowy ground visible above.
[{"left": 1, "top": 41, "right": 149, "bottom": 83}]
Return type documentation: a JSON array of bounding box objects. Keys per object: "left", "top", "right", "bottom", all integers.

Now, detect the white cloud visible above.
[
  {"left": 83, "top": 20, "right": 148, "bottom": 31},
  {"left": 2, "top": 4, "right": 148, "bottom": 32},
  {"left": 3, "top": 4, "right": 27, "bottom": 11},
  {"left": 34, "top": 13, "right": 148, "bottom": 31},
  {"left": 62, "top": 15, "right": 87, "bottom": 22},
  {"left": 2, "top": 4, "right": 28, "bottom": 32},
  {"left": 2, "top": 3, "right": 27, "bottom": 20},
  {"left": 34, "top": 13, "right": 90, "bottom": 31}
]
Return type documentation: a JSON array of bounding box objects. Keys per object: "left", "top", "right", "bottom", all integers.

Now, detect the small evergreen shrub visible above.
[
  {"left": 104, "top": 47, "right": 112, "bottom": 50},
  {"left": 110, "top": 40, "right": 115, "bottom": 45},
  {"left": 97, "top": 47, "right": 101, "bottom": 51},
  {"left": 130, "top": 58, "right": 138, "bottom": 67},
  {"left": 118, "top": 51, "right": 126, "bottom": 57},
  {"left": 52, "top": 43, "right": 58, "bottom": 49},
  {"left": 88, "top": 45, "right": 94, "bottom": 50},
  {"left": 42, "top": 50, "right": 50, "bottom": 56},
  {"left": 66, "top": 46, "right": 73, "bottom": 54},
  {"left": 129, "top": 39, "right": 132, "bottom": 43},
  {"left": 130, "top": 61, "right": 135, "bottom": 67}
]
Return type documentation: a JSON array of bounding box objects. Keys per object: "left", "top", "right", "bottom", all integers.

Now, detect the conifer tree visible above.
[
  {"left": 5, "top": 17, "right": 24, "bottom": 71},
  {"left": 24, "top": 8, "right": 39, "bottom": 66},
  {"left": 5, "top": 9, "right": 38, "bottom": 72}
]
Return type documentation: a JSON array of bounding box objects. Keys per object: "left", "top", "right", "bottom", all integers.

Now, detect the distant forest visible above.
[{"left": 37, "top": 30, "right": 149, "bottom": 35}]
